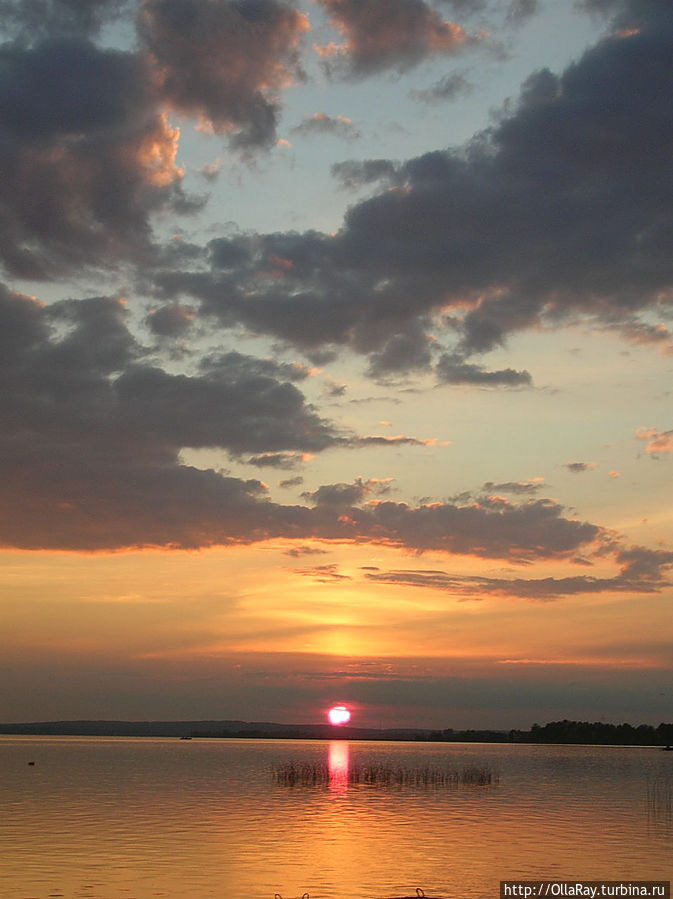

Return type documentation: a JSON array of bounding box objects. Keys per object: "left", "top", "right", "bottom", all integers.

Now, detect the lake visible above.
[{"left": 1, "top": 737, "right": 671, "bottom": 899}]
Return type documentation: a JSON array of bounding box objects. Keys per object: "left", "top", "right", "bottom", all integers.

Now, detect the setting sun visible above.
[{"left": 328, "top": 705, "right": 351, "bottom": 725}]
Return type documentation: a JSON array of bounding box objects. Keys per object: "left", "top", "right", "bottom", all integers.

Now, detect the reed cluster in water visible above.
[
  {"left": 646, "top": 776, "right": 673, "bottom": 822},
  {"left": 271, "top": 761, "right": 497, "bottom": 788}
]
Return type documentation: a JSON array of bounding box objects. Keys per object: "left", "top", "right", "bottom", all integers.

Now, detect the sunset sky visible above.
[{"left": 1, "top": 0, "right": 672, "bottom": 729}]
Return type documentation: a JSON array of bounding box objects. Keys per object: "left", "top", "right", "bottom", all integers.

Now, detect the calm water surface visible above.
[{"left": 1, "top": 737, "right": 671, "bottom": 899}]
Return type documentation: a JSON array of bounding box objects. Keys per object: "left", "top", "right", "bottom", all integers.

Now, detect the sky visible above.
[{"left": 0, "top": 0, "right": 672, "bottom": 730}]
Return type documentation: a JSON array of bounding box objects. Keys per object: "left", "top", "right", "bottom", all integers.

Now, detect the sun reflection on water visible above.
[{"left": 328, "top": 740, "right": 349, "bottom": 793}]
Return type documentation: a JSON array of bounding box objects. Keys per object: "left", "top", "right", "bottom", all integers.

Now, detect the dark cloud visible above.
[
  {"left": 331, "top": 158, "right": 399, "bottom": 190},
  {"left": 359, "top": 496, "right": 600, "bottom": 560},
  {"left": 436, "top": 0, "right": 488, "bottom": 15},
  {"left": 481, "top": 480, "right": 544, "bottom": 495},
  {"left": 112, "top": 361, "right": 334, "bottom": 455},
  {"left": 291, "top": 113, "right": 361, "bottom": 139},
  {"left": 315, "top": 0, "right": 469, "bottom": 76},
  {"left": 505, "top": 0, "right": 539, "bottom": 24},
  {"left": 615, "top": 545, "right": 673, "bottom": 581},
  {"left": 246, "top": 452, "right": 301, "bottom": 469},
  {"left": 0, "top": 286, "right": 334, "bottom": 548},
  {"left": 0, "top": 0, "right": 128, "bottom": 41},
  {"left": 0, "top": 37, "right": 191, "bottom": 278},
  {"left": 576, "top": 0, "right": 673, "bottom": 30},
  {"left": 152, "top": 4, "right": 673, "bottom": 378},
  {"left": 283, "top": 545, "right": 328, "bottom": 557},
  {"left": 279, "top": 475, "right": 304, "bottom": 489},
  {"left": 436, "top": 356, "right": 532, "bottom": 386},
  {"left": 199, "top": 350, "right": 311, "bottom": 384},
  {"left": 146, "top": 304, "right": 196, "bottom": 338},
  {"left": 350, "top": 435, "right": 435, "bottom": 448},
  {"left": 137, "top": 0, "right": 309, "bottom": 150},
  {"left": 0, "top": 290, "right": 603, "bottom": 555},
  {"left": 410, "top": 71, "right": 473, "bottom": 103},
  {"left": 365, "top": 543, "right": 673, "bottom": 599},
  {"left": 367, "top": 322, "right": 435, "bottom": 378},
  {"left": 292, "top": 563, "right": 351, "bottom": 583},
  {"left": 564, "top": 461, "right": 597, "bottom": 473},
  {"left": 0, "top": 288, "right": 455, "bottom": 550},
  {"left": 324, "top": 379, "right": 347, "bottom": 397},
  {"left": 302, "top": 478, "right": 390, "bottom": 507}
]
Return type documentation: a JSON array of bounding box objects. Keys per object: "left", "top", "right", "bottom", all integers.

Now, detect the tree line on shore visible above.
[{"left": 423, "top": 720, "right": 673, "bottom": 745}]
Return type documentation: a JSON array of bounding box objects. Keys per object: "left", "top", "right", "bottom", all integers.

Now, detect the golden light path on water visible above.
[{"left": 328, "top": 740, "right": 349, "bottom": 794}]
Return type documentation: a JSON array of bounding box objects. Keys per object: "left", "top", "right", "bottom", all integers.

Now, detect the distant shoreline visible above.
[{"left": 1, "top": 719, "right": 671, "bottom": 745}]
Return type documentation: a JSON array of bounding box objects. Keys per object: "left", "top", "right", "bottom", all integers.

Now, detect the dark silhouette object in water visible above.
[
  {"left": 381, "top": 889, "right": 445, "bottom": 899},
  {"left": 275, "top": 894, "right": 309, "bottom": 899},
  {"left": 663, "top": 745, "right": 673, "bottom": 751},
  {"left": 28, "top": 761, "right": 35, "bottom": 766},
  {"left": 272, "top": 761, "right": 496, "bottom": 788}
]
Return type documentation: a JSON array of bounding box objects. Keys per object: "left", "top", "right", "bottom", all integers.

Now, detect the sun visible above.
[{"left": 328, "top": 704, "right": 351, "bottom": 725}]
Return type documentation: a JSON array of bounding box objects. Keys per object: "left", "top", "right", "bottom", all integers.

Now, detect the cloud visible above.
[
  {"left": 151, "top": 4, "right": 673, "bottom": 377},
  {"left": 365, "top": 542, "right": 673, "bottom": 599},
  {"left": 481, "top": 480, "right": 545, "bottom": 495},
  {"left": 279, "top": 476, "right": 305, "bottom": 489},
  {"left": 0, "top": 287, "right": 459, "bottom": 550},
  {"left": 410, "top": 70, "right": 473, "bottom": 103},
  {"left": 315, "top": 0, "right": 469, "bottom": 77},
  {"left": 635, "top": 427, "right": 673, "bottom": 456},
  {"left": 0, "top": 288, "right": 603, "bottom": 556},
  {"left": 302, "top": 477, "right": 392, "bottom": 507},
  {"left": 246, "top": 452, "right": 301, "bottom": 469},
  {"left": 291, "top": 112, "right": 361, "bottom": 139},
  {"left": 0, "top": 0, "right": 128, "bottom": 40},
  {"left": 283, "top": 545, "right": 328, "bottom": 557},
  {"left": 576, "top": 0, "right": 673, "bottom": 31},
  {"left": 505, "top": 0, "right": 539, "bottom": 25},
  {"left": 564, "top": 461, "right": 598, "bottom": 473},
  {"left": 349, "top": 435, "right": 438, "bottom": 448},
  {"left": 146, "top": 303, "right": 196, "bottom": 337},
  {"left": 436, "top": 356, "right": 532, "bottom": 386},
  {"left": 0, "top": 37, "right": 193, "bottom": 278},
  {"left": 331, "top": 158, "right": 400, "bottom": 190},
  {"left": 367, "top": 322, "right": 435, "bottom": 377},
  {"left": 137, "top": 0, "right": 310, "bottom": 150},
  {"left": 292, "top": 563, "right": 351, "bottom": 583}
]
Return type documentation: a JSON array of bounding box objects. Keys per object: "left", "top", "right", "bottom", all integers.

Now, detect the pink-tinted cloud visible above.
[
  {"left": 0, "top": 38, "right": 193, "bottom": 278},
  {"left": 635, "top": 426, "right": 673, "bottom": 455},
  {"left": 291, "top": 112, "right": 361, "bottom": 139},
  {"left": 138, "top": 0, "right": 310, "bottom": 149},
  {"left": 156, "top": 7, "right": 673, "bottom": 379},
  {"left": 315, "top": 0, "right": 468, "bottom": 76}
]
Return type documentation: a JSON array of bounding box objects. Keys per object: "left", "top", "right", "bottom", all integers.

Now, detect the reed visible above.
[
  {"left": 646, "top": 776, "right": 673, "bottom": 822},
  {"left": 271, "top": 761, "right": 498, "bottom": 788}
]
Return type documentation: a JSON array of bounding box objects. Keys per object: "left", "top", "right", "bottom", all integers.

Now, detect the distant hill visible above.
[
  {"left": 0, "top": 718, "right": 671, "bottom": 744},
  {"left": 0, "top": 719, "right": 439, "bottom": 740}
]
